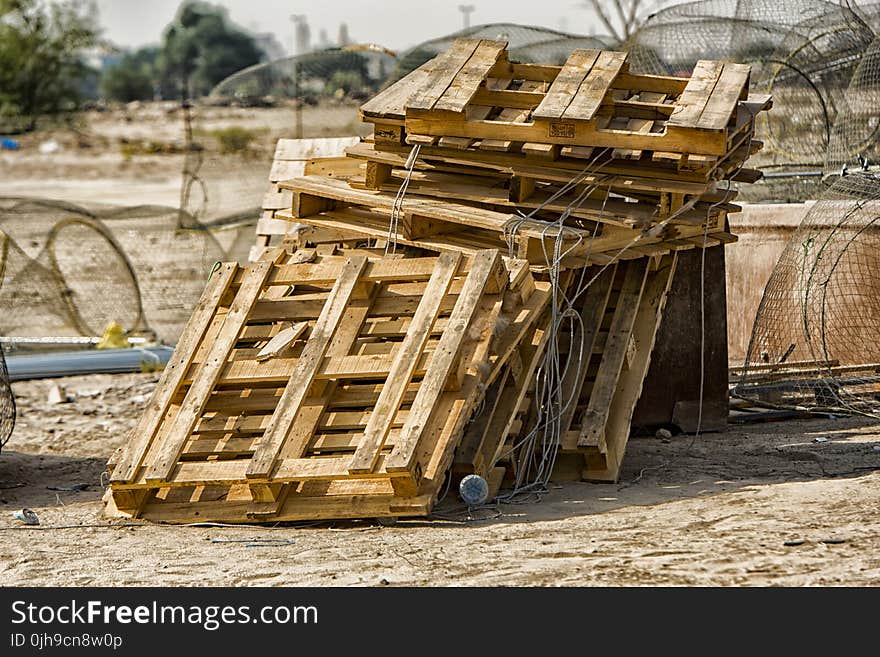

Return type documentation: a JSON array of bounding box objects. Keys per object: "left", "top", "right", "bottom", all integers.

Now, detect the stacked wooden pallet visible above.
[
  {"left": 276, "top": 40, "right": 769, "bottom": 269},
  {"left": 251, "top": 137, "right": 360, "bottom": 260},
  {"left": 107, "top": 42, "right": 769, "bottom": 522}
]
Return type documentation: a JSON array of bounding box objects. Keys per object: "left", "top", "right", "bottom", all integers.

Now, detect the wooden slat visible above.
[
  {"left": 557, "top": 265, "right": 617, "bottom": 436},
  {"left": 668, "top": 60, "right": 724, "bottom": 129},
  {"left": 385, "top": 250, "right": 501, "bottom": 473},
  {"left": 577, "top": 259, "right": 649, "bottom": 449},
  {"left": 433, "top": 40, "right": 507, "bottom": 113},
  {"left": 695, "top": 62, "right": 750, "bottom": 130},
  {"left": 348, "top": 251, "right": 462, "bottom": 473},
  {"left": 245, "top": 256, "right": 368, "bottom": 479},
  {"left": 110, "top": 263, "right": 238, "bottom": 484},
  {"left": 533, "top": 49, "right": 601, "bottom": 120},
  {"left": 585, "top": 254, "right": 677, "bottom": 481},
  {"left": 361, "top": 60, "right": 435, "bottom": 120},
  {"left": 562, "top": 50, "right": 627, "bottom": 121},
  {"left": 255, "top": 322, "right": 307, "bottom": 362},
  {"left": 144, "top": 261, "right": 274, "bottom": 483},
  {"left": 406, "top": 39, "right": 483, "bottom": 111}
]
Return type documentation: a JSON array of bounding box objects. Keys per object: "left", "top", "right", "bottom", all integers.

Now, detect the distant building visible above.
[
  {"left": 338, "top": 23, "right": 351, "bottom": 47},
  {"left": 252, "top": 32, "right": 286, "bottom": 62},
  {"left": 293, "top": 15, "right": 311, "bottom": 55}
]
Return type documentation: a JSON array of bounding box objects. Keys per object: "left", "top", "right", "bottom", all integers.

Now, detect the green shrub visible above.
[{"left": 211, "top": 126, "right": 261, "bottom": 154}]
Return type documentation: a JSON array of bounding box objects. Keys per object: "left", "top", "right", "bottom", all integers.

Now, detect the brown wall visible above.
[{"left": 725, "top": 202, "right": 813, "bottom": 365}]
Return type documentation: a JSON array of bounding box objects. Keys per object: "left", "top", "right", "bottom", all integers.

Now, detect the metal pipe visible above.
[{"left": 5, "top": 347, "right": 174, "bottom": 382}]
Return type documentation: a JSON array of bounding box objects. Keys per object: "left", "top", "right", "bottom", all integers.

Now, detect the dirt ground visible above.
[{"left": 1, "top": 372, "right": 878, "bottom": 587}]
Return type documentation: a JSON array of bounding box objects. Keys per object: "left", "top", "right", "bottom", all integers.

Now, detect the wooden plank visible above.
[
  {"left": 404, "top": 113, "right": 730, "bottom": 155},
  {"left": 280, "top": 175, "right": 594, "bottom": 239},
  {"left": 533, "top": 49, "right": 601, "bottom": 120},
  {"left": 260, "top": 255, "right": 465, "bottom": 287},
  {"left": 274, "top": 137, "right": 361, "bottom": 161},
  {"left": 696, "top": 62, "right": 750, "bottom": 130},
  {"left": 348, "top": 251, "right": 462, "bottom": 474},
  {"left": 562, "top": 50, "right": 627, "bottom": 121},
  {"left": 385, "top": 250, "right": 501, "bottom": 474},
  {"left": 406, "top": 39, "right": 482, "bottom": 111},
  {"left": 433, "top": 40, "right": 507, "bottom": 113},
  {"left": 668, "top": 60, "right": 724, "bottom": 129},
  {"left": 557, "top": 265, "right": 617, "bottom": 436},
  {"left": 144, "top": 261, "right": 274, "bottom": 483},
  {"left": 110, "top": 263, "right": 238, "bottom": 484},
  {"left": 577, "top": 259, "right": 649, "bottom": 449},
  {"left": 361, "top": 59, "right": 435, "bottom": 120},
  {"left": 246, "top": 256, "right": 368, "bottom": 479}
]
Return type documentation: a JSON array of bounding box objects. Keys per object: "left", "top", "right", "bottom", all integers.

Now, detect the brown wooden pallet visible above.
[
  {"left": 251, "top": 137, "right": 362, "bottom": 261},
  {"left": 106, "top": 248, "right": 552, "bottom": 523},
  {"left": 554, "top": 254, "right": 678, "bottom": 481},
  {"left": 361, "top": 39, "right": 771, "bottom": 164},
  {"left": 452, "top": 254, "right": 678, "bottom": 485},
  {"left": 348, "top": 140, "right": 756, "bottom": 216},
  {"left": 275, "top": 174, "right": 735, "bottom": 270}
]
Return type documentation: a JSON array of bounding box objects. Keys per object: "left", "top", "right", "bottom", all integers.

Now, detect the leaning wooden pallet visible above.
[{"left": 106, "top": 247, "right": 551, "bottom": 522}]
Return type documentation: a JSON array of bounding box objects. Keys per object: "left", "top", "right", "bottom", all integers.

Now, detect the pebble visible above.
[{"left": 656, "top": 428, "right": 673, "bottom": 440}]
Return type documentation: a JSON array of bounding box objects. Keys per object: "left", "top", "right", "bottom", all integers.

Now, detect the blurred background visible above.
[{"left": 2, "top": 0, "right": 880, "bottom": 444}]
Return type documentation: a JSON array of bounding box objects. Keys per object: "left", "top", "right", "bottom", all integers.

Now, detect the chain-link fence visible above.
[{"left": 734, "top": 172, "right": 880, "bottom": 414}]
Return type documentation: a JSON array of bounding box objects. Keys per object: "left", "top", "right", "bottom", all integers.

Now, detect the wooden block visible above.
[
  {"left": 365, "top": 161, "right": 393, "bottom": 190},
  {"left": 255, "top": 322, "right": 308, "bottom": 362},
  {"left": 293, "top": 192, "right": 336, "bottom": 218}
]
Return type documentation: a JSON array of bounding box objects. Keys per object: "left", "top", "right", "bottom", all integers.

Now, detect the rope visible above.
[{"left": 385, "top": 144, "right": 421, "bottom": 255}]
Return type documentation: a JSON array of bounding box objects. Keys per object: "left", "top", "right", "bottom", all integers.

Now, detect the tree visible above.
[
  {"left": 0, "top": 0, "right": 99, "bottom": 130},
  {"left": 158, "top": 1, "right": 263, "bottom": 100},
  {"left": 581, "top": 1, "right": 663, "bottom": 44},
  {"left": 100, "top": 47, "right": 159, "bottom": 102}
]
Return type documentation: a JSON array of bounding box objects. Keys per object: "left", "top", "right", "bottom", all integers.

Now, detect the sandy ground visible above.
[{"left": 1, "top": 372, "right": 878, "bottom": 586}]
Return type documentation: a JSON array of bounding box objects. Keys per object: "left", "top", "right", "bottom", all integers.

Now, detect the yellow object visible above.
[{"left": 96, "top": 322, "right": 128, "bottom": 350}]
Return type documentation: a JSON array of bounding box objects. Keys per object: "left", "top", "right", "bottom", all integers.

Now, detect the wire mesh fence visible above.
[
  {"left": 627, "top": 0, "right": 879, "bottom": 200},
  {"left": 734, "top": 172, "right": 880, "bottom": 414}
]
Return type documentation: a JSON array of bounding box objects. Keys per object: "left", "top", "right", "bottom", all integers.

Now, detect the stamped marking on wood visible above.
[{"left": 549, "top": 122, "right": 576, "bottom": 138}]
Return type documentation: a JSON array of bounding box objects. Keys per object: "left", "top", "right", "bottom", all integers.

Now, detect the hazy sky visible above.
[{"left": 94, "top": 0, "right": 605, "bottom": 53}]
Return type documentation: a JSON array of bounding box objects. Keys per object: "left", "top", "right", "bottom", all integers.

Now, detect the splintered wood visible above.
[
  {"left": 108, "top": 41, "right": 769, "bottom": 522},
  {"left": 106, "top": 248, "right": 551, "bottom": 523}
]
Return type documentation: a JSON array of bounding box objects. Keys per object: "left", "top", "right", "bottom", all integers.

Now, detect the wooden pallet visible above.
[
  {"left": 106, "top": 247, "right": 551, "bottom": 522},
  {"left": 554, "top": 254, "right": 678, "bottom": 481},
  {"left": 276, "top": 173, "right": 736, "bottom": 270},
  {"left": 251, "top": 137, "right": 362, "bottom": 261},
  {"left": 361, "top": 39, "right": 771, "bottom": 166},
  {"left": 347, "top": 139, "right": 757, "bottom": 216}
]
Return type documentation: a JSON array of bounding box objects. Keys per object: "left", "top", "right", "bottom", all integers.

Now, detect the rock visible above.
[
  {"left": 655, "top": 428, "right": 673, "bottom": 440},
  {"left": 47, "top": 383, "right": 71, "bottom": 405}
]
